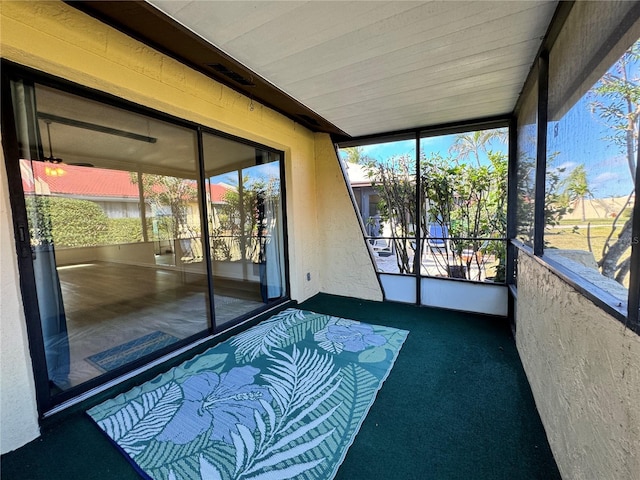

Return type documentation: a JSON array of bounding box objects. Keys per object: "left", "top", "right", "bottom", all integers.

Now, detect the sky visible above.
[
  {"left": 547, "top": 92, "right": 635, "bottom": 199},
  {"left": 353, "top": 133, "right": 507, "bottom": 166},
  {"left": 210, "top": 161, "right": 281, "bottom": 189}
]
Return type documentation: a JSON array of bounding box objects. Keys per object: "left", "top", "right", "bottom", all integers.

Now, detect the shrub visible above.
[
  {"left": 26, "top": 196, "right": 109, "bottom": 247},
  {"left": 106, "top": 218, "right": 144, "bottom": 244},
  {"left": 49, "top": 197, "right": 109, "bottom": 247}
]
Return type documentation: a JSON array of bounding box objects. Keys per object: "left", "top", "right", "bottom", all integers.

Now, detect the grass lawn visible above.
[
  {"left": 556, "top": 217, "right": 619, "bottom": 226},
  {"left": 544, "top": 223, "right": 631, "bottom": 288},
  {"left": 545, "top": 225, "right": 611, "bottom": 261}
]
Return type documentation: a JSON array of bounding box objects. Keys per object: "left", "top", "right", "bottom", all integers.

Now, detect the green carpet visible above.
[{"left": 1, "top": 294, "right": 561, "bottom": 480}]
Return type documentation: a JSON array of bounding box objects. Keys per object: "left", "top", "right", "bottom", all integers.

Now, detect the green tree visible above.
[
  {"left": 342, "top": 146, "right": 374, "bottom": 165},
  {"left": 562, "top": 164, "right": 593, "bottom": 222},
  {"left": 364, "top": 145, "right": 508, "bottom": 280},
  {"left": 516, "top": 150, "right": 570, "bottom": 246},
  {"left": 131, "top": 173, "right": 198, "bottom": 240},
  {"left": 449, "top": 128, "right": 507, "bottom": 166},
  {"left": 421, "top": 152, "right": 507, "bottom": 280},
  {"left": 213, "top": 176, "right": 280, "bottom": 263},
  {"left": 365, "top": 154, "right": 417, "bottom": 274},
  {"left": 589, "top": 40, "right": 639, "bottom": 283}
]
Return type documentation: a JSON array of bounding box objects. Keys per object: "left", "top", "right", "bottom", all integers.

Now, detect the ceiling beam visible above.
[{"left": 66, "top": 1, "right": 350, "bottom": 141}]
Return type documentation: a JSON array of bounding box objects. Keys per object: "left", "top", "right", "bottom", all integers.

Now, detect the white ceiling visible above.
[{"left": 146, "top": 0, "right": 558, "bottom": 138}]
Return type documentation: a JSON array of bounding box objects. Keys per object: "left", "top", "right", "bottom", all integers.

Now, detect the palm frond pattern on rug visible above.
[{"left": 87, "top": 309, "right": 408, "bottom": 480}]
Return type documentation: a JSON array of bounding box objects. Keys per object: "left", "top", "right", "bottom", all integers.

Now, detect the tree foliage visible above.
[
  {"left": 562, "top": 164, "right": 593, "bottom": 222},
  {"left": 211, "top": 176, "right": 280, "bottom": 262},
  {"left": 516, "top": 151, "right": 571, "bottom": 245},
  {"left": 588, "top": 40, "right": 639, "bottom": 284},
  {"left": 364, "top": 132, "right": 509, "bottom": 280},
  {"left": 448, "top": 129, "right": 507, "bottom": 166},
  {"left": 421, "top": 152, "right": 507, "bottom": 280},
  {"left": 590, "top": 41, "right": 639, "bottom": 181},
  {"left": 107, "top": 218, "right": 144, "bottom": 244},
  {"left": 25, "top": 196, "right": 145, "bottom": 248},
  {"left": 131, "top": 173, "right": 198, "bottom": 240},
  {"left": 342, "top": 146, "right": 374, "bottom": 165},
  {"left": 365, "top": 154, "right": 417, "bottom": 273}
]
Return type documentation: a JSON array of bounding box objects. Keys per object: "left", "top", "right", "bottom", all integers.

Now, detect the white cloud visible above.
[
  {"left": 592, "top": 172, "right": 619, "bottom": 185},
  {"left": 555, "top": 161, "right": 578, "bottom": 172}
]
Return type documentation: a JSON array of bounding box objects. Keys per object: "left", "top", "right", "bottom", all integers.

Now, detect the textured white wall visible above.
[
  {"left": 0, "top": 143, "right": 41, "bottom": 454},
  {"left": 516, "top": 254, "right": 640, "bottom": 480},
  {"left": 314, "top": 134, "right": 382, "bottom": 301}
]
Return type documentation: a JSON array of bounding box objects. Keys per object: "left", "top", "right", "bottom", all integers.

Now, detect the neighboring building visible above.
[
  {"left": 344, "top": 162, "right": 382, "bottom": 235},
  {"left": 22, "top": 161, "right": 231, "bottom": 220},
  {"left": 22, "top": 162, "right": 142, "bottom": 218}
]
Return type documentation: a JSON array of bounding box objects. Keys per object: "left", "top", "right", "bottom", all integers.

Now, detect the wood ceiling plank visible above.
[
  {"left": 218, "top": 2, "right": 424, "bottom": 66},
  {"left": 79, "top": 1, "right": 560, "bottom": 137},
  {"left": 332, "top": 81, "right": 522, "bottom": 135},
  {"left": 255, "top": 2, "right": 547, "bottom": 83},
  {"left": 297, "top": 43, "right": 538, "bottom": 107},
  {"left": 151, "top": 0, "right": 304, "bottom": 44},
  {"left": 318, "top": 69, "right": 526, "bottom": 117},
  {"left": 270, "top": 4, "right": 544, "bottom": 92}
]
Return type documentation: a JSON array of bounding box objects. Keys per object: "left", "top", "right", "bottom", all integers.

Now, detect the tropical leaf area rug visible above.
[{"left": 87, "top": 308, "right": 409, "bottom": 480}]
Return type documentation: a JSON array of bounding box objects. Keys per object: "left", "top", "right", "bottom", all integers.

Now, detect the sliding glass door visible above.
[
  {"left": 4, "top": 71, "right": 288, "bottom": 410},
  {"left": 202, "top": 134, "right": 287, "bottom": 329},
  {"left": 12, "top": 81, "right": 210, "bottom": 393}
]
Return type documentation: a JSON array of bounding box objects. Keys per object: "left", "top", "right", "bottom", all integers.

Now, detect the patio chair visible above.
[
  {"left": 427, "top": 223, "right": 450, "bottom": 255},
  {"left": 370, "top": 237, "right": 393, "bottom": 257}
]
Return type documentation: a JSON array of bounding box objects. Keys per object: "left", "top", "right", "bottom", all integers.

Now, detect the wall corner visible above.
[
  {"left": 0, "top": 141, "right": 41, "bottom": 454},
  {"left": 313, "top": 133, "right": 382, "bottom": 302}
]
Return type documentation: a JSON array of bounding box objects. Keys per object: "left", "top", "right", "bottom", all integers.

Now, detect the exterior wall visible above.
[
  {"left": 314, "top": 134, "right": 382, "bottom": 301},
  {"left": 0, "top": 141, "right": 41, "bottom": 454},
  {"left": 516, "top": 254, "right": 640, "bottom": 480},
  {"left": 55, "top": 243, "right": 156, "bottom": 267},
  {"left": 0, "top": 0, "right": 381, "bottom": 451}
]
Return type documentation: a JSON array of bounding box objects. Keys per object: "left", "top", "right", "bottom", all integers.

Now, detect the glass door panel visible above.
[
  {"left": 246, "top": 159, "right": 286, "bottom": 302},
  {"left": 203, "top": 134, "right": 286, "bottom": 328},
  {"left": 14, "top": 82, "right": 210, "bottom": 393}
]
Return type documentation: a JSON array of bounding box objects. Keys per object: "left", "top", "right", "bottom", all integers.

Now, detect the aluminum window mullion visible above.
[
  {"left": 627, "top": 134, "right": 640, "bottom": 329},
  {"left": 196, "top": 128, "right": 217, "bottom": 333},
  {"left": 506, "top": 116, "right": 518, "bottom": 286},
  {"left": 1, "top": 72, "right": 52, "bottom": 416},
  {"left": 534, "top": 52, "right": 549, "bottom": 257},
  {"left": 414, "top": 131, "right": 422, "bottom": 305}
]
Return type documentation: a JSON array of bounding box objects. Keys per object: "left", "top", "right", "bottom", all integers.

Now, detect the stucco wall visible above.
[
  {"left": 0, "top": 142, "right": 41, "bottom": 454},
  {"left": 516, "top": 254, "right": 640, "bottom": 480},
  {"left": 0, "top": 0, "right": 381, "bottom": 452},
  {"left": 314, "top": 134, "right": 382, "bottom": 301}
]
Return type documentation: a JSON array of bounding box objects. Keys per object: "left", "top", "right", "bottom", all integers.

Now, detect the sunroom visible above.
[{"left": 1, "top": 1, "right": 639, "bottom": 479}]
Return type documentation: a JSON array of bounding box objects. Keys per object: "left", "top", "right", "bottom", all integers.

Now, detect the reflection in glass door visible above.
[
  {"left": 203, "top": 135, "right": 287, "bottom": 328},
  {"left": 12, "top": 81, "right": 211, "bottom": 393},
  {"left": 251, "top": 160, "right": 286, "bottom": 301},
  {"left": 7, "top": 73, "right": 289, "bottom": 411}
]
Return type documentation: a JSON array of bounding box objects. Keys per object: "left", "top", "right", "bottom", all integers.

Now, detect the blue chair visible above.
[{"left": 427, "top": 223, "right": 449, "bottom": 254}]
